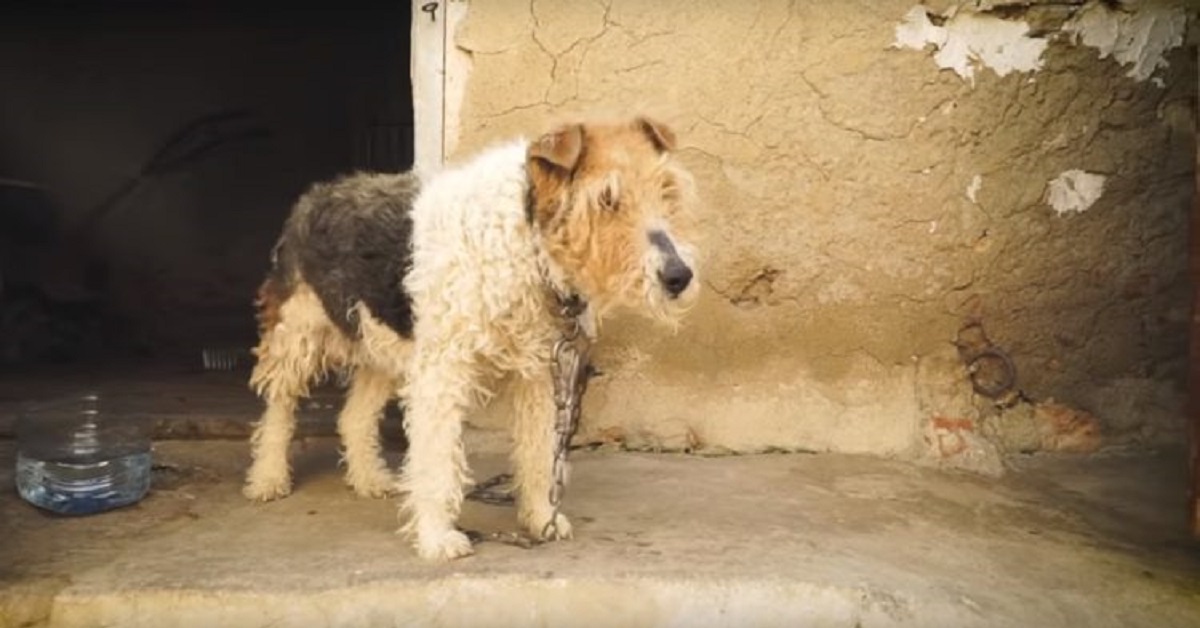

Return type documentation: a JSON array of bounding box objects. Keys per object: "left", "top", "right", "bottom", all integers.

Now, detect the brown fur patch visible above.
[
  {"left": 527, "top": 116, "right": 696, "bottom": 313},
  {"left": 254, "top": 275, "right": 292, "bottom": 339}
]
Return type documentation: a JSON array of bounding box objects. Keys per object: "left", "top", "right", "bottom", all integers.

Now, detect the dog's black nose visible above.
[{"left": 658, "top": 259, "right": 693, "bottom": 298}]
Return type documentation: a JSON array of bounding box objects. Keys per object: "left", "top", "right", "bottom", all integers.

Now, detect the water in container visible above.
[{"left": 14, "top": 392, "right": 152, "bottom": 515}]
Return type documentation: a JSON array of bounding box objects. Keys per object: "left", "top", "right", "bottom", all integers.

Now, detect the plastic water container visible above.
[{"left": 14, "top": 393, "right": 152, "bottom": 515}]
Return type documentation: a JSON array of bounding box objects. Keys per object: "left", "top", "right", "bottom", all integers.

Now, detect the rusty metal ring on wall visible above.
[{"left": 966, "top": 347, "right": 1018, "bottom": 398}]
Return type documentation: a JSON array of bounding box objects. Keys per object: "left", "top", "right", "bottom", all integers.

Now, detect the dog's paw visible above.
[
  {"left": 415, "top": 529, "right": 475, "bottom": 561},
  {"left": 529, "top": 511, "right": 573, "bottom": 541},
  {"left": 242, "top": 475, "right": 293, "bottom": 501},
  {"left": 345, "top": 466, "right": 398, "bottom": 499}
]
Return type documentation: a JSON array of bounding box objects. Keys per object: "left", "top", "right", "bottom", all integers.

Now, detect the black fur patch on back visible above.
[{"left": 275, "top": 172, "right": 420, "bottom": 339}]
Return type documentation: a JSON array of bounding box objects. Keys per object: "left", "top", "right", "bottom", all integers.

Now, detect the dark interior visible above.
[{"left": 0, "top": 1, "right": 414, "bottom": 371}]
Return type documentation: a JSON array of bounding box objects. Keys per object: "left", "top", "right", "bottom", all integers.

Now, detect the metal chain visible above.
[
  {"left": 541, "top": 298, "right": 590, "bottom": 541},
  {"left": 465, "top": 472, "right": 515, "bottom": 506},
  {"left": 463, "top": 296, "right": 591, "bottom": 548}
]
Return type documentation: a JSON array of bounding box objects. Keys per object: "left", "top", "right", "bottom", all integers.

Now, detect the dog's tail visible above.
[{"left": 253, "top": 237, "right": 292, "bottom": 340}]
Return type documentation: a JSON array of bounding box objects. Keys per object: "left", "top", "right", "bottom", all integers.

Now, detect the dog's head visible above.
[{"left": 527, "top": 116, "right": 700, "bottom": 326}]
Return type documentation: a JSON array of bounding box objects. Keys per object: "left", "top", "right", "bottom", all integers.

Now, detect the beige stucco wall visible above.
[{"left": 450, "top": 1, "right": 1197, "bottom": 459}]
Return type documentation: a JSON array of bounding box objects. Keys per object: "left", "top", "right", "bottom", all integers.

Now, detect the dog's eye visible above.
[
  {"left": 661, "top": 177, "right": 679, "bottom": 202},
  {"left": 599, "top": 186, "right": 619, "bottom": 212}
]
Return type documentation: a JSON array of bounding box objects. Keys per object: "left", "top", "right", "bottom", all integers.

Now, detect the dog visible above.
[{"left": 244, "top": 116, "right": 701, "bottom": 560}]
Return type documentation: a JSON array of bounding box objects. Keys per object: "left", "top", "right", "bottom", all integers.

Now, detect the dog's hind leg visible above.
[
  {"left": 244, "top": 389, "right": 299, "bottom": 501},
  {"left": 511, "top": 374, "right": 573, "bottom": 541},
  {"left": 245, "top": 347, "right": 305, "bottom": 501},
  {"left": 244, "top": 285, "right": 330, "bottom": 501},
  {"left": 338, "top": 366, "right": 398, "bottom": 498}
]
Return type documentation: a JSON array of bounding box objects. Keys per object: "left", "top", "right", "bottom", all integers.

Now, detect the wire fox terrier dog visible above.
[{"left": 244, "top": 116, "right": 700, "bottom": 560}]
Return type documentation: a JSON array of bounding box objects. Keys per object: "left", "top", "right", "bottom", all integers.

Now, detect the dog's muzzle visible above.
[
  {"left": 658, "top": 258, "right": 693, "bottom": 298},
  {"left": 649, "top": 230, "right": 694, "bottom": 299}
]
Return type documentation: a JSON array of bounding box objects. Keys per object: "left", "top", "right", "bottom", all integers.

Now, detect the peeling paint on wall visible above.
[
  {"left": 893, "top": 6, "right": 1048, "bottom": 84},
  {"left": 894, "top": 1, "right": 1191, "bottom": 86},
  {"left": 1062, "top": 1, "right": 1188, "bottom": 83},
  {"left": 966, "top": 174, "right": 983, "bottom": 204},
  {"left": 1046, "top": 170, "right": 1107, "bottom": 215}
]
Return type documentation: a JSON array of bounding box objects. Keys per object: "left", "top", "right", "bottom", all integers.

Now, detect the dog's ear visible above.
[
  {"left": 637, "top": 117, "right": 676, "bottom": 153},
  {"left": 529, "top": 124, "right": 584, "bottom": 174},
  {"left": 527, "top": 124, "right": 584, "bottom": 228}
]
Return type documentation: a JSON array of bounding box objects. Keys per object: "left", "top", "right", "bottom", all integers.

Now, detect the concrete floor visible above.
[{"left": 2, "top": 432, "right": 1199, "bottom": 628}]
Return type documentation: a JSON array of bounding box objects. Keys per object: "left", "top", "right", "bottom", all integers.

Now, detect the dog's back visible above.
[{"left": 260, "top": 172, "right": 420, "bottom": 340}]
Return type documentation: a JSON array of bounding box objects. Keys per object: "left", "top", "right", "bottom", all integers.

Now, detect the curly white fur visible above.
[{"left": 398, "top": 141, "right": 568, "bottom": 559}]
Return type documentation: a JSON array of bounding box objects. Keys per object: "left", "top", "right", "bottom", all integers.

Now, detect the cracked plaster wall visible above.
[{"left": 450, "top": 0, "right": 1197, "bottom": 457}]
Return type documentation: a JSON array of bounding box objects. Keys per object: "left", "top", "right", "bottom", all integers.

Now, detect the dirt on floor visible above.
[{"left": 1, "top": 433, "right": 1198, "bottom": 628}]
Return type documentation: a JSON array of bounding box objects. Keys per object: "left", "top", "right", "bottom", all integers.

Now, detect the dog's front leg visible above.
[
  {"left": 398, "top": 347, "right": 476, "bottom": 561},
  {"left": 511, "top": 374, "right": 573, "bottom": 541}
]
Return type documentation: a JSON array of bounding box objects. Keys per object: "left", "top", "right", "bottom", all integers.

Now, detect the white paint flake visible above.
[
  {"left": 894, "top": 6, "right": 944, "bottom": 50},
  {"left": 1062, "top": 1, "right": 1187, "bottom": 82},
  {"left": 966, "top": 175, "right": 983, "bottom": 204},
  {"left": 1046, "top": 170, "right": 1107, "bottom": 216},
  {"left": 893, "top": 6, "right": 1048, "bottom": 85}
]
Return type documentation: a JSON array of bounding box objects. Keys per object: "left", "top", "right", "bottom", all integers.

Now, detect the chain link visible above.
[
  {"left": 465, "top": 472, "right": 516, "bottom": 506},
  {"left": 462, "top": 296, "right": 590, "bottom": 548},
  {"left": 541, "top": 299, "right": 590, "bottom": 540}
]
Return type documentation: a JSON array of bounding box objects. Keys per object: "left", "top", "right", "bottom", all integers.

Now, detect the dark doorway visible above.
[{"left": 0, "top": 1, "right": 414, "bottom": 369}]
